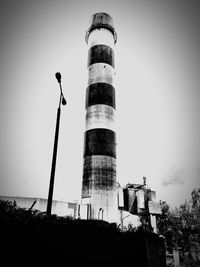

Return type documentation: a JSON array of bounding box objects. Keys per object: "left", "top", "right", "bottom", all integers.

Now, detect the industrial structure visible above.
[
  {"left": 81, "top": 13, "right": 118, "bottom": 222},
  {"left": 0, "top": 196, "right": 78, "bottom": 217},
  {"left": 0, "top": 13, "right": 161, "bottom": 233},
  {"left": 121, "top": 177, "right": 161, "bottom": 232},
  {"left": 80, "top": 13, "right": 161, "bottom": 230}
]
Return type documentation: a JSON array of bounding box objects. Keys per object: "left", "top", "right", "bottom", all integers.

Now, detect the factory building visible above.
[
  {"left": 80, "top": 176, "right": 161, "bottom": 232},
  {"left": 0, "top": 196, "right": 78, "bottom": 218},
  {"left": 120, "top": 177, "right": 161, "bottom": 232}
]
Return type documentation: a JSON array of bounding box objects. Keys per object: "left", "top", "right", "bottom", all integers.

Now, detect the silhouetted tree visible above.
[{"left": 157, "top": 188, "right": 200, "bottom": 253}]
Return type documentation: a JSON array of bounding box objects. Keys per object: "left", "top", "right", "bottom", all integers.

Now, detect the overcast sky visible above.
[{"left": 0, "top": 0, "right": 200, "bottom": 208}]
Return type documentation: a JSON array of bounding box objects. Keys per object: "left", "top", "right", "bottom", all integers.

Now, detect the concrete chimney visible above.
[{"left": 81, "top": 13, "right": 118, "bottom": 223}]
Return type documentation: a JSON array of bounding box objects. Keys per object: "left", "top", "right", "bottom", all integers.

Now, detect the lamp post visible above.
[{"left": 46, "top": 72, "right": 67, "bottom": 215}]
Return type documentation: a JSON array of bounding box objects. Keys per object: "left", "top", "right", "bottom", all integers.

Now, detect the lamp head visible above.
[
  {"left": 62, "top": 95, "right": 67, "bottom": 105},
  {"left": 55, "top": 72, "right": 61, "bottom": 83}
]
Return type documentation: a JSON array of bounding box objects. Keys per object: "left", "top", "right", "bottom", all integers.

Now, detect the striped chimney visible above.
[{"left": 82, "top": 13, "right": 118, "bottom": 222}]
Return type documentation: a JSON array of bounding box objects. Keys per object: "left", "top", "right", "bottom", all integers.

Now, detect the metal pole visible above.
[
  {"left": 47, "top": 101, "right": 61, "bottom": 215},
  {"left": 46, "top": 73, "right": 66, "bottom": 215}
]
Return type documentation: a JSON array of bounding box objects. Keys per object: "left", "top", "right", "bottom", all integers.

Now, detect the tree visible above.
[
  {"left": 191, "top": 188, "right": 200, "bottom": 230},
  {"left": 157, "top": 188, "right": 200, "bottom": 253},
  {"left": 157, "top": 201, "right": 181, "bottom": 252}
]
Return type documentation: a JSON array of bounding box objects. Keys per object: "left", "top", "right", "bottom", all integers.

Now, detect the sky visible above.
[{"left": 0, "top": 0, "right": 200, "bottom": 208}]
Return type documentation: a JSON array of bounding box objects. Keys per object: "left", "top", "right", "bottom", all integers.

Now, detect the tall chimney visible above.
[{"left": 81, "top": 13, "right": 118, "bottom": 222}]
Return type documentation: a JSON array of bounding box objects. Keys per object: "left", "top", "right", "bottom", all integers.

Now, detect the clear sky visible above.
[{"left": 0, "top": 0, "right": 200, "bottom": 208}]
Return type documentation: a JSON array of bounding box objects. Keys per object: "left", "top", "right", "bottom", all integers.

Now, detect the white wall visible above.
[{"left": 0, "top": 196, "right": 76, "bottom": 217}]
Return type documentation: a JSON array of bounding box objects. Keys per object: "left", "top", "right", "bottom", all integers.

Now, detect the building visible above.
[
  {"left": 121, "top": 177, "right": 162, "bottom": 232},
  {"left": 0, "top": 196, "right": 78, "bottom": 218}
]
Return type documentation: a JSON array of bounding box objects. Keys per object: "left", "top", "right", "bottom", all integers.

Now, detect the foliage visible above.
[
  {"left": 157, "top": 188, "right": 200, "bottom": 253},
  {"left": 0, "top": 199, "right": 166, "bottom": 267},
  {"left": 191, "top": 188, "right": 200, "bottom": 224},
  {"left": 0, "top": 199, "right": 73, "bottom": 226}
]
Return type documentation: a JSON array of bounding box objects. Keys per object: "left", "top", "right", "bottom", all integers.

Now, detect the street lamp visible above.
[{"left": 46, "top": 72, "right": 67, "bottom": 215}]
